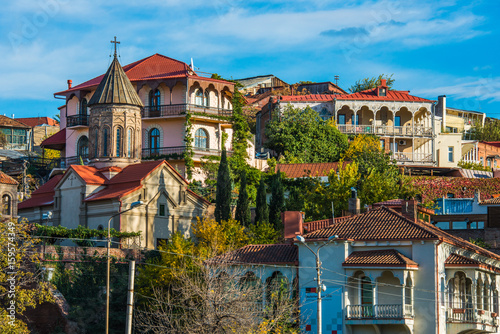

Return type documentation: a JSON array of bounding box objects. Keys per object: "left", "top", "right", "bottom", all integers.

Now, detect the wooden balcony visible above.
[
  {"left": 337, "top": 124, "right": 432, "bottom": 137},
  {"left": 141, "top": 104, "right": 232, "bottom": 118}
]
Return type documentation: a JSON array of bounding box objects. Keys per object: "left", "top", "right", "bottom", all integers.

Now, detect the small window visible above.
[
  {"left": 116, "top": 127, "right": 122, "bottom": 156},
  {"left": 448, "top": 147, "right": 454, "bottom": 162},
  {"left": 2, "top": 194, "right": 11, "bottom": 216},
  {"left": 159, "top": 204, "right": 166, "bottom": 217},
  {"left": 379, "top": 88, "right": 387, "bottom": 97},
  {"left": 195, "top": 128, "right": 208, "bottom": 149},
  {"left": 103, "top": 127, "right": 109, "bottom": 157},
  {"left": 127, "top": 128, "right": 133, "bottom": 158},
  {"left": 435, "top": 221, "right": 450, "bottom": 230}
]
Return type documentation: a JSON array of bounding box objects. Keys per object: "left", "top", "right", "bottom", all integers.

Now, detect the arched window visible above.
[
  {"left": 195, "top": 89, "right": 203, "bottom": 106},
  {"left": 204, "top": 90, "right": 210, "bottom": 107},
  {"left": 484, "top": 282, "right": 490, "bottom": 311},
  {"left": 94, "top": 128, "right": 99, "bottom": 157},
  {"left": 2, "top": 194, "right": 11, "bottom": 216},
  {"left": 266, "top": 271, "right": 290, "bottom": 309},
  {"left": 127, "top": 128, "right": 133, "bottom": 158},
  {"left": 149, "top": 89, "right": 161, "bottom": 111},
  {"left": 80, "top": 98, "right": 88, "bottom": 115},
  {"left": 149, "top": 128, "right": 160, "bottom": 154},
  {"left": 77, "top": 136, "right": 89, "bottom": 159},
  {"left": 194, "top": 128, "right": 208, "bottom": 149},
  {"left": 115, "top": 127, "right": 122, "bottom": 156},
  {"left": 102, "top": 127, "right": 109, "bottom": 157}
]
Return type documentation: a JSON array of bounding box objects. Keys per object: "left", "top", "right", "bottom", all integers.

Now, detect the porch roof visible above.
[
  {"left": 445, "top": 253, "right": 500, "bottom": 273},
  {"left": 343, "top": 249, "right": 418, "bottom": 269}
]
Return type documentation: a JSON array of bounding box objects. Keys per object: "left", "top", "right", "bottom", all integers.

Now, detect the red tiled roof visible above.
[
  {"left": 40, "top": 128, "right": 66, "bottom": 150},
  {"left": 18, "top": 174, "right": 64, "bottom": 209},
  {"left": 343, "top": 249, "right": 418, "bottom": 268},
  {"left": 335, "top": 88, "right": 432, "bottom": 102},
  {"left": 55, "top": 54, "right": 233, "bottom": 96},
  {"left": 0, "top": 171, "right": 17, "bottom": 185},
  {"left": 481, "top": 197, "right": 500, "bottom": 205},
  {"left": 445, "top": 253, "right": 500, "bottom": 273},
  {"left": 0, "top": 115, "right": 31, "bottom": 129},
  {"left": 278, "top": 94, "right": 338, "bottom": 102},
  {"left": 69, "top": 165, "right": 108, "bottom": 185},
  {"left": 16, "top": 117, "right": 59, "bottom": 127},
  {"left": 372, "top": 199, "right": 404, "bottom": 207},
  {"left": 276, "top": 162, "right": 348, "bottom": 179},
  {"left": 303, "top": 216, "right": 355, "bottom": 233},
  {"left": 209, "top": 244, "right": 298, "bottom": 265}
]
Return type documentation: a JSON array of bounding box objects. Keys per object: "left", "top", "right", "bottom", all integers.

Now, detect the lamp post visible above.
[
  {"left": 105, "top": 201, "right": 143, "bottom": 334},
  {"left": 297, "top": 234, "right": 338, "bottom": 334}
]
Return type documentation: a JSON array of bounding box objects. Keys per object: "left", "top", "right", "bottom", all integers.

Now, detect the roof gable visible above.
[
  {"left": 0, "top": 171, "right": 18, "bottom": 185},
  {"left": 18, "top": 174, "right": 63, "bottom": 209},
  {"left": 0, "top": 115, "right": 31, "bottom": 129}
]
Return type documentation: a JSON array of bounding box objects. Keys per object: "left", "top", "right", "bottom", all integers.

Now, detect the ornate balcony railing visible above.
[
  {"left": 392, "top": 152, "right": 433, "bottom": 164},
  {"left": 142, "top": 104, "right": 232, "bottom": 118},
  {"left": 337, "top": 124, "right": 432, "bottom": 137},
  {"left": 67, "top": 115, "right": 89, "bottom": 127},
  {"left": 346, "top": 304, "right": 413, "bottom": 319}
]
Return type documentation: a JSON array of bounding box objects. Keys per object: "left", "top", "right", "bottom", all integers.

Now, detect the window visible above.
[
  {"left": 149, "top": 128, "right": 160, "bottom": 154},
  {"left": 338, "top": 114, "right": 346, "bottom": 125},
  {"left": 159, "top": 203, "right": 166, "bottom": 217},
  {"left": 379, "top": 87, "right": 387, "bottom": 96},
  {"left": 77, "top": 136, "right": 89, "bottom": 158},
  {"left": 470, "top": 221, "right": 485, "bottom": 229},
  {"left": 319, "top": 108, "right": 330, "bottom": 121},
  {"left": 195, "top": 89, "right": 204, "bottom": 105},
  {"left": 380, "top": 139, "right": 385, "bottom": 150},
  {"left": 127, "top": 128, "right": 133, "bottom": 158},
  {"left": 94, "top": 128, "right": 99, "bottom": 157},
  {"left": 395, "top": 116, "right": 401, "bottom": 127},
  {"left": 80, "top": 98, "right": 88, "bottom": 115},
  {"left": 353, "top": 114, "right": 359, "bottom": 126},
  {"left": 435, "top": 221, "right": 450, "bottom": 230},
  {"left": 102, "top": 127, "right": 109, "bottom": 157},
  {"left": 448, "top": 147, "right": 454, "bottom": 162},
  {"left": 481, "top": 157, "right": 484, "bottom": 166},
  {"left": 195, "top": 128, "right": 208, "bottom": 149},
  {"left": 149, "top": 89, "right": 161, "bottom": 110},
  {"left": 452, "top": 221, "right": 467, "bottom": 230},
  {"left": 2, "top": 195, "right": 11, "bottom": 215},
  {"left": 204, "top": 90, "right": 210, "bottom": 107},
  {"left": 488, "top": 159, "right": 492, "bottom": 167},
  {"left": 116, "top": 127, "right": 122, "bottom": 156}
]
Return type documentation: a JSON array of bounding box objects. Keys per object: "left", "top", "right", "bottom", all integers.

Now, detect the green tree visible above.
[
  {"left": 264, "top": 106, "right": 348, "bottom": 163},
  {"left": 471, "top": 118, "right": 500, "bottom": 141},
  {"left": 235, "top": 170, "right": 251, "bottom": 226},
  {"left": 230, "top": 87, "right": 251, "bottom": 173},
  {"left": 255, "top": 177, "right": 269, "bottom": 224},
  {"left": 458, "top": 160, "right": 491, "bottom": 171},
  {"left": 348, "top": 74, "right": 394, "bottom": 93},
  {"left": 214, "top": 149, "right": 232, "bottom": 222},
  {"left": 269, "top": 171, "right": 285, "bottom": 229}
]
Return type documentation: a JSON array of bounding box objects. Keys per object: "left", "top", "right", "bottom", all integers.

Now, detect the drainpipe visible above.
[
  {"left": 432, "top": 102, "right": 436, "bottom": 165},
  {"left": 435, "top": 239, "right": 443, "bottom": 334}
]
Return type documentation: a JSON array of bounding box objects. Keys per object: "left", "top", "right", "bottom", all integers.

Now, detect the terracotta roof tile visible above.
[
  {"left": 481, "top": 196, "right": 500, "bottom": 205},
  {"left": 0, "top": 115, "right": 31, "bottom": 128},
  {"left": 278, "top": 94, "right": 337, "bottom": 102},
  {"left": 304, "top": 206, "right": 437, "bottom": 241},
  {"left": 445, "top": 253, "right": 500, "bottom": 273},
  {"left": 55, "top": 54, "right": 233, "bottom": 96},
  {"left": 18, "top": 174, "right": 63, "bottom": 209},
  {"left": 303, "top": 216, "right": 355, "bottom": 233},
  {"left": 276, "top": 162, "right": 347, "bottom": 179},
  {"left": 40, "top": 128, "right": 66, "bottom": 150},
  {"left": 16, "top": 117, "right": 59, "bottom": 127},
  {"left": 335, "top": 88, "right": 433, "bottom": 102},
  {"left": 209, "top": 244, "right": 298, "bottom": 265},
  {"left": 0, "top": 171, "right": 18, "bottom": 185},
  {"left": 69, "top": 165, "right": 107, "bottom": 185},
  {"left": 343, "top": 249, "right": 418, "bottom": 268}
]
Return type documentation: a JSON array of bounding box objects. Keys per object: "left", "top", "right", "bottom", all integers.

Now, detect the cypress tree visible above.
[
  {"left": 235, "top": 170, "right": 251, "bottom": 226},
  {"left": 269, "top": 171, "right": 285, "bottom": 229},
  {"left": 215, "top": 149, "right": 231, "bottom": 222},
  {"left": 255, "top": 177, "right": 268, "bottom": 224}
]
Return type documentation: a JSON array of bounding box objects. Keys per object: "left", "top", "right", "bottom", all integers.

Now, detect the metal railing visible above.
[
  {"left": 346, "top": 304, "right": 413, "bottom": 319},
  {"left": 142, "top": 104, "right": 232, "bottom": 118},
  {"left": 67, "top": 115, "right": 89, "bottom": 127},
  {"left": 337, "top": 124, "right": 433, "bottom": 137},
  {"left": 392, "top": 152, "right": 433, "bottom": 163},
  {"left": 142, "top": 146, "right": 231, "bottom": 160}
]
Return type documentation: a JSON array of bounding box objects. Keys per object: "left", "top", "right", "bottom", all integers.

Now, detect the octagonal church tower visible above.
[{"left": 87, "top": 53, "right": 144, "bottom": 168}]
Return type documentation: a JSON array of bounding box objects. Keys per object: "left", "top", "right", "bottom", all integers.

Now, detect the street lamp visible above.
[
  {"left": 105, "top": 200, "right": 143, "bottom": 334},
  {"left": 297, "top": 234, "right": 339, "bottom": 334}
]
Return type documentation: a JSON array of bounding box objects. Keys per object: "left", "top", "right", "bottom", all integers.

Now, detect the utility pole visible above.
[
  {"left": 125, "top": 260, "right": 135, "bottom": 334},
  {"left": 297, "top": 235, "right": 338, "bottom": 334}
]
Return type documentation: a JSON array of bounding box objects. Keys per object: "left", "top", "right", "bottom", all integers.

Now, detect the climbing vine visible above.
[{"left": 184, "top": 112, "right": 194, "bottom": 180}]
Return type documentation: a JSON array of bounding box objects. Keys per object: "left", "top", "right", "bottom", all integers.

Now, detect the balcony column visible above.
[
  {"left": 372, "top": 109, "right": 376, "bottom": 134},
  {"left": 412, "top": 111, "right": 415, "bottom": 162},
  {"left": 411, "top": 283, "right": 414, "bottom": 315},
  {"left": 373, "top": 282, "right": 378, "bottom": 317},
  {"left": 353, "top": 109, "right": 358, "bottom": 134},
  {"left": 401, "top": 284, "right": 406, "bottom": 317}
]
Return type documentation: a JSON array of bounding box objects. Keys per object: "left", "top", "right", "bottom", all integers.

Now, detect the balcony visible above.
[
  {"left": 337, "top": 124, "right": 432, "bottom": 137},
  {"left": 447, "top": 308, "right": 498, "bottom": 330},
  {"left": 142, "top": 146, "right": 231, "bottom": 160},
  {"left": 67, "top": 115, "right": 89, "bottom": 128},
  {"left": 392, "top": 152, "right": 433, "bottom": 164},
  {"left": 142, "top": 104, "right": 232, "bottom": 118},
  {"left": 346, "top": 304, "right": 413, "bottom": 320}
]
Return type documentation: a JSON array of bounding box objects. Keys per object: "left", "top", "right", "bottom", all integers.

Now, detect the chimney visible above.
[
  {"left": 438, "top": 95, "right": 446, "bottom": 127},
  {"left": 67, "top": 79, "right": 72, "bottom": 89},
  {"left": 282, "top": 211, "right": 304, "bottom": 240},
  {"left": 402, "top": 200, "right": 417, "bottom": 222},
  {"left": 381, "top": 79, "right": 387, "bottom": 87},
  {"left": 11, "top": 114, "right": 14, "bottom": 119},
  {"left": 348, "top": 187, "right": 360, "bottom": 215}
]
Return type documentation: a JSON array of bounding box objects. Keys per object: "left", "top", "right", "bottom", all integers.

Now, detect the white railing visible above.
[
  {"left": 447, "top": 308, "right": 475, "bottom": 322},
  {"left": 337, "top": 124, "right": 433, "bottom": 137},
  {"left": 392, "top": 152, "right": 433, "bottom": 163},
  {"left": 347, "top": 304, "right": 413, "bottom": 319}
]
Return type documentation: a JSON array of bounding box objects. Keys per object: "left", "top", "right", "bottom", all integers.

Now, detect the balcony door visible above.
[
  {"left": 361, "top": 277, "right": 373, "bottom": 317},
  {"left": 149, "top": 128, "right": 160, "bottom": 155}
]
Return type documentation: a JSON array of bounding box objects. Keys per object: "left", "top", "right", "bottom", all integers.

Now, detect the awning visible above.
[{"left": 40, "top": 128, "right": 65, "bottom": 151}]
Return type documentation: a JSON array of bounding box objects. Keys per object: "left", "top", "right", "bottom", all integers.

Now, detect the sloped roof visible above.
[
  {"left": 276, "top": 162, "right": 346, "bottom": 178},
  {"left": 209, "top": 244, "right": 298, "bottom": 265},
  {"left": 40, "top": 128, "right": 66, "bottom": 150},
  {"left": 445, "top": 253, "right": 500, "bottom": 273},
  {"left": 55, "top": 54, "right": 233, "bottom": 96},
  {"left": 16, "top": 117, "right": 59, "bottom": 127},
  {"left": 480, "top": 196, "right": 500, "bottom": 205},
  {"left": 88, "top": 55, "right": 143, "bottom": 107},
  {"left": 0, "top": 171, "right": 17, "bottom": 185},
  {"left": 278, "top": 94, "right": 337, "bottom": 102},
  {"left": 18, "top": 174, "right": 64, "bottom": 209},
  {"left": 69, "top": 165, "right": 108, "bottom": 185},
  {"left": 0, "top": 115, "right": 31, "bottom": 128},
  {"left": 343, "top": 249, "right": 418, "bottom": 268}
]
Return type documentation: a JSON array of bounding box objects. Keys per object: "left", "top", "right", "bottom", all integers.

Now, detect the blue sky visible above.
[{"left": 1, "top": 0, "right": 499, "bottom": 119}]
